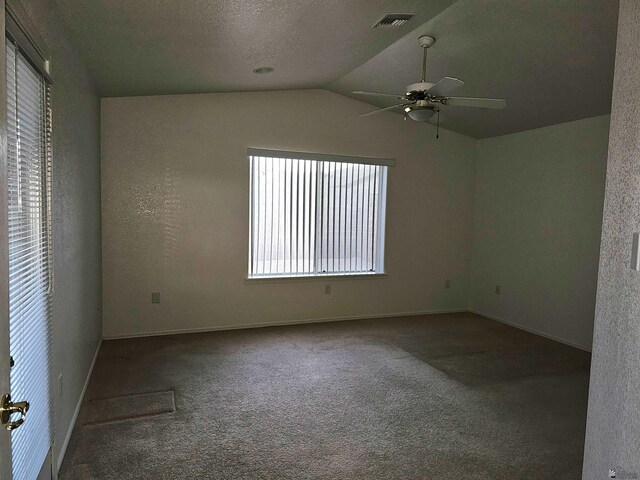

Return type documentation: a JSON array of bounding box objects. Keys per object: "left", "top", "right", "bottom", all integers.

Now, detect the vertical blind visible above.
[
  {"left": 248, "top": 150, "right": 390, "bottom": 277},
  {"left": 6, "top": 39, "right": 53, "bottom": 480}
]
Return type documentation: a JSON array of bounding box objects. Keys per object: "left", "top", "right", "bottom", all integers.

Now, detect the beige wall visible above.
[
  {"left": 21, "top": 0, "right": 102, "bottom": 470},
  {"left": 583, "top": 0, "right": 640, "bottom": 476},
  {"left": 101, "top": 89, "right": 477, "bottom": 338},
  {"left": 469, "top": 116, "right": 610, "bottom": 350},
  {"left": 101, "top": 90, "right": 609, "bottom": 349}
]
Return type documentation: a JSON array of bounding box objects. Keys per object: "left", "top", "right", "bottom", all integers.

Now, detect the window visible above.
[{"left": 248, "top": 148, "right": 393, "bottom": 278}]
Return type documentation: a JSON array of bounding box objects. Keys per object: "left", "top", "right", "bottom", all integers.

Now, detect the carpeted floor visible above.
[{"left": 59, "top": 312, "right": 591, "bottom": 479}]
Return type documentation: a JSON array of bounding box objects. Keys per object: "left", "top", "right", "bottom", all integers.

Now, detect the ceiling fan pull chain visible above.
[{"left": 436, "top": 110, "right": 440, "bottom": 139}]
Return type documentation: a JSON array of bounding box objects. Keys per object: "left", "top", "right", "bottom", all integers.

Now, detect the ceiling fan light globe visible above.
[{"left": 407, "top": 108, "right": 435, "bottom": 122}]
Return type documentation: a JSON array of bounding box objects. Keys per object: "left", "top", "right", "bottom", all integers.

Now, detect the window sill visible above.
[{"left": 245, "top": 273, "right": 388, "bottom": 284}]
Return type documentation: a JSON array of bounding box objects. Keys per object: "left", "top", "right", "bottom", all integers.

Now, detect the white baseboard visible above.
[
  {"left": 468, "top": 309, "right": 592, "bottom": 352},
  {"left": 102, "top": 308, "right": 468, "bottom": 340},
  {"left": 54, "top": 339, "right": 102, "bottom": 475},
  {"left": 102, "top": 308, "right": 590, "bottom": 350}
]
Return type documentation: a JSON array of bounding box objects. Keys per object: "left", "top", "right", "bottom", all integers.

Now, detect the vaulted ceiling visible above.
[
  {"left": 54, "top": 0, "right": 619, "bottom": 138},
  {"left": 330, "top": 0, "right": 619, "bottom": 138},
  {"left": 52, "top": 0, "right": 456, "bottom": 96}
]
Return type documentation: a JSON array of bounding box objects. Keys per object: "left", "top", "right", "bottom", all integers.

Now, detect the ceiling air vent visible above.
[{"left": 372, "top": 13, "right": 415, "bottom": 29}]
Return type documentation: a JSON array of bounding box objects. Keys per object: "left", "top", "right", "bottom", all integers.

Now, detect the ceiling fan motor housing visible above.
[{"left": 406, "top": 82, "right": 434, "bottom": 97}]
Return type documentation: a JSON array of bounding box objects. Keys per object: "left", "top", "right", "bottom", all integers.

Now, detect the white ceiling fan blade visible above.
[
  {"left": 445, "top": 97, "right": 506, "bottom": 109},
  {"left": 352, "top": 90, "right": 406, "bottom": 100},
  {"left": 360, "top": 103, "right": 413, "bottom": 117},
  {"left": 426, "top": 77, "right": 464, "bottom": 96}
]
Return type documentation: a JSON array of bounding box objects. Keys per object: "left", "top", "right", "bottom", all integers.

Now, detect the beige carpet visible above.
[{"left": 60, "top": 312, "right": 591, "bottom": 479}]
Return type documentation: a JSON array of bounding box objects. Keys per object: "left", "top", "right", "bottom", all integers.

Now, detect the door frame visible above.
[
  {"left": 1, "top": 1, "right": 53, "bottom": 476},
  {"left": 0, "top": 0, "right": 11, "bottom": 477}
]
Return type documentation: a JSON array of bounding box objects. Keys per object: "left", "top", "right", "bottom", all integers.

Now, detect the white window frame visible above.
[{"left": 247, "top": 148, "right": 393, "bottom": 280}]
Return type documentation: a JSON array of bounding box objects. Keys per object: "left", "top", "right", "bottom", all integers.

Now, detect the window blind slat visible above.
[
  {"left": 318, "top": 162, "right": 324, "bottom": 273},
  {"left": 332, "top": 163, "right": 336, "bottom": 273},
  {"left": 338, "top": 164, "right": 342, "bottom": 271},
  {"left": 269, "top": 158, "right": 274, "bottom": 274},
  {"left": 366, "top": 164, "right": 372, "bottom": 271},
  {"left": 261, "top": 157, "right": 267, "bottom": 274},
  {"left": 349, "top": 164, "right": 355, "bottom": 272},
  {"left": 248, "top": 152, "right": 387, "bottom": 278},
  {"left": 249, "top": 153, "right": 254, "bottom": 274},
  {"left": 302, "top": 160, "right": 307, "bottom": 273},
  {"left": 371, "top": 166, "right": 379, "bottom": 272},
  {"left": 308, "top": 161, "right": 313, "bottom": 273}
]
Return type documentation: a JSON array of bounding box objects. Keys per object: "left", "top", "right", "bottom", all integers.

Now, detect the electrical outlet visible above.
[
  {"left": 325, "top": 284, "right": 331, "bottom": 295},
  {"left": 445, "top": 279, "right": 451, "bottom": 289},
  {"left": 495, "top": 285, "right": 501, "bottom": 295},
  {"left": 151, "top": 292, "right": 161, "bottom": 304}
]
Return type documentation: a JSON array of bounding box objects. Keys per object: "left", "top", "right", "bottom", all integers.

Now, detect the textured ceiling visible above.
[
  {"left": 330, "top": 0, "right": 619, "bottom": 138},
  {"left": 53, "top": 0, "right": 455, "bottom": 97},
  {"left": 54, "top": 0, "right": 619, "bottom": 138}
]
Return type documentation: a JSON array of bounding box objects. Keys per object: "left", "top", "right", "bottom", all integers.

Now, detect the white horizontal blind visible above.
[
  {"left": 249, "top": 153, "right": 388, "bottom": 277},
  {"left": 6, "top": 39, "right": 53, "bottom": 480}
]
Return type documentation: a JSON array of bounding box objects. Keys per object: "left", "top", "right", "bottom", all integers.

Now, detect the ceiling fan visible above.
[{"left": 353, "top": 35, "right": 506, "bottom": 135}]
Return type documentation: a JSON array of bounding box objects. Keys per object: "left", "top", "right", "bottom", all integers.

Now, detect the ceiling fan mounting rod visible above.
[
  {"left": 422, "top": 45, "right": 427, "bottom": 82},
  {"left": 418, "top": 35, "right": 435, "bottom": 82}
]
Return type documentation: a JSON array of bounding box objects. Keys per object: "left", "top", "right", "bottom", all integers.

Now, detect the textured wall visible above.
[
  {"left": 100, "top": 89, "right": 476, "bottom": 338},
  {"left": 469, "top": 116, "right": 610, "bottom": 350},
  {"left": 20, "top": 0, "right": 102, "bottom": 470},
  {"left": 582, "top": 1, "right": 640, "bottom": 478}
]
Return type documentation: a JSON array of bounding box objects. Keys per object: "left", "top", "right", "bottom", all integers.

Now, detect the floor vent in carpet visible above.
[{"left": 83, "top": 389, "right": 176, "bottom": 426}]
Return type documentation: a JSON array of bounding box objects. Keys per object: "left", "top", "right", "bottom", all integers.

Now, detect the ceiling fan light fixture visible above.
[
  {"left": 353, "top": 35, "right": 505, "bottom": 126},
  {"left": 407, "top": 108, "right": 435, "bottom": 122}
]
